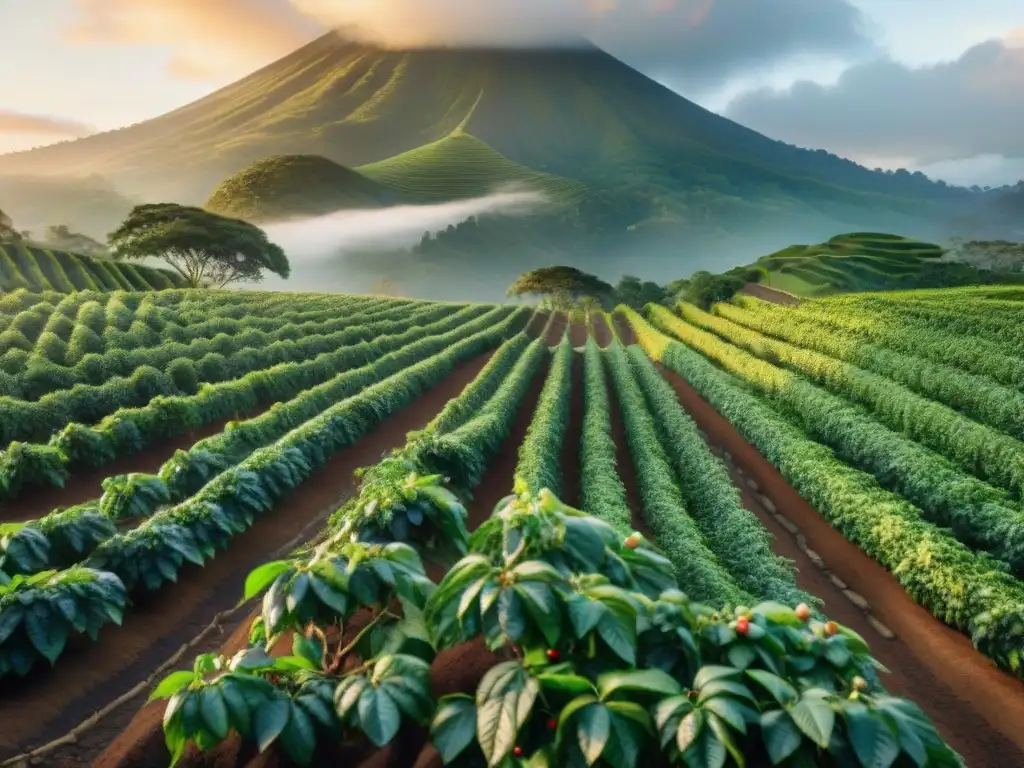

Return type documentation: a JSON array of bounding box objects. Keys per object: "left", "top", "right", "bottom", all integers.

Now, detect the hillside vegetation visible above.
[
  {"left": 0, "top": 243, "right": 185, "bottom": 293},
  {"left": 357, "top": 133, "right": 587, "bottom": 203},
  {"left": 746, "top": 233, "right": 1020, "bottom": 297},
  {"left": 205, "top": 154, "right": 396, "bottom": 221}
]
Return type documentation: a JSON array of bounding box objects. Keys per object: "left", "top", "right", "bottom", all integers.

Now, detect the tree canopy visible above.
[
  {"left": 0, "top": 207, "right": 21, "bottom": 242},
  {"left": 614, "top": 274, "right": 669, "bottom": 309},
  {"left": 45, "top": 225, "right": 107, "bottom": 257},
  {"left": 507, "top": 266, "right": 613, "bottom": 301},
  {"left": 108, "top": 203, "right": 290, "bottom": 288}
]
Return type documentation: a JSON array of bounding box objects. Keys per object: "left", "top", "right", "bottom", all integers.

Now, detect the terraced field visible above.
[
  {"left": 1, "top": 289, "right": 1022, "bottom": 767},
  {"left": 752, "top": 233, "right": 979, "bottom": 297},
  {"left": 0, "top": 246, "right": 184, "bottom": 293}
]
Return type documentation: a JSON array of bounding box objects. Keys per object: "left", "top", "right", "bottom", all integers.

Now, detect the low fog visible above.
[{"left": 251, "top": 187, "right": 548, "bottom": 295}]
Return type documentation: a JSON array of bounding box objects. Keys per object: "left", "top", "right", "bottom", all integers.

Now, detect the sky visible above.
[{"left": 0, "top": 0, "right": 1022, "bottom": 186}]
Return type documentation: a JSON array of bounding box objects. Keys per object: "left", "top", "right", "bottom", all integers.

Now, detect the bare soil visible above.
[
  {"left": 544, "top": 312, "right": 568, "bottom": 344},
  {"left": 525, "top": 310, "right": 550, "bottom": 338},
  {"left": 612, "top": 313, "right": 638, "bottom": 345},
  {"left": 464, "top": 358, "right": 549, "bottom": 529},
  {"left": 594, "top": 317, "right": 647, "bottom": 536},
  {"left": 591, "top": 313, "right": 613, "bottom": 348},
  {"left": 0, "top": 352, "right": 496, "bottom": 767},
  {"left": 659, "top": 364, "right": 1024, "bottom": 765},
  {"left": 569, "top": 321, "right": 587, "bottom": 347},
  {"left": 740, "top": 283, "right": 802, "bottom": 306}
]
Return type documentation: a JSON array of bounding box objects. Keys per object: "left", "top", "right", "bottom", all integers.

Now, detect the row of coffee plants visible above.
[
  {"left": 0, "top": 290, "right": 406, "bottom": 346},
  {"left": 0, "top": 298, "right": 440, "bottom": 444},
  {"left": 625, "top": 306, "right": 1024, "bottom": 679},
  {"left": 714, "top": 299, "right": 1024, "bottom": 443},
  {"left": 147, "top": 330, "right": 960, "bottom": 765},
  {"left": 0, "top": 308, "right": 519, "bottom": 576},
  {"left": 0, "top": 304, "right": 497, "bottom": 500},
  {"left": 413, "top": 334, "right": 550, "bottom": 494},
  {"left": 602, "top": 341, "right": 747, "bottom": 608},
  {"left": 739, "top": 294, "right": 1024, "bottom": 389},
  {"left": 514, "top": 333, "right": 574, "bottom": 498},
  {"left": 623, "top": 345, "right": 809, "bottom": 608},
  {"left": 651, "top": 304, "right": 1024, "bottom": 577},
  {"left": 0, "top": 308, "right": 527, "bottom": 677},
  {"left": 680, "top": 302, "right": 1024, "bottom": 501},
  {"left": 0, "top": 296, "right": 423, "bottom": 398},
  {"left": 578, "top": 339, "right": 633, "bottom": 533}
]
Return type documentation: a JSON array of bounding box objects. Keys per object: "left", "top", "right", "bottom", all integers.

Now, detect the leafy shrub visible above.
[
  {"left": 65, "top": 323, "right": 105, "bottom": 365},
  {"left": 151, "top": 488, "right": 960, "bottom": 766},
  {"left": 167, "top": 358, "right": 200, "bottom": 395},
  {"left": 34, "top": 331, "right": 68, "bottom": 365},
  {"left": 197, "top": 352, "right": 229, "bottom": 383}
]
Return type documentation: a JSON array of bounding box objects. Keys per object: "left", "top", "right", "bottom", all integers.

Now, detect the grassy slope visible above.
[
  {"left": 357, "top": 133, "right": 587, "bottom": 203},
  {"left": 0, "top": 243, "right": 186, "bottom": 293},
  {"left": 205, "top": 154, "right": 397, "bottom": 221}
]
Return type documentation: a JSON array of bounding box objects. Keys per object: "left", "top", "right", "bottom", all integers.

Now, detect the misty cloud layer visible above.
[
  {"left": 0, "top": 110, "right": 93, "bottom": 137},
  {"left": 300, "top": 0, "right": 872, "bottom": 90},
  {"left": 258, "top": 188, "right": 547, "bottom": 289}
]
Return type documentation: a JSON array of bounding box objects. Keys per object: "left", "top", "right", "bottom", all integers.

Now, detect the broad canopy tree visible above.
[
  {"left": 108, "top": 203, "right": 290, "bottom": 288},
  {"left": 0, "top": 207, "right": 21, "bottom": 242},
  {"left": 507, "top": 265, "right": 614, "bottom": 305}
]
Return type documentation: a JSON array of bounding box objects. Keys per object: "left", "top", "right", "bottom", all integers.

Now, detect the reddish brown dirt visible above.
[
  {"left": 525, "top": 310, "right": 550, "bottom": 338},
  {"left": 558, "top": 351, "right": 584, "bottom": 508},
  {"left": 612, "top": 312, "right": 638, "bottom": 345},
  {"left": 591, "top": 314, "right": 613, "bottom": 348},
  {"left": 569, "top": 321, "right": 587, "bottom": 347},
  {"left": 464, "top": 359, "right": 549, "bottom": 529},
  {"left": 545, "top": 314, "right": 568, "bottom": 345},
  {"left": 604, "top": 369, "right": 650, "bottom": 538},
  {"left": 0, "top": 352, "right": 496, "bottom": 766},
  {"left": 740, "top": 283, "right": 802, "bottom": 306},
  {"left": 659, "top": 364, "right": 1024, "bottom": 765},
  {"left": 593, "top": 315, "right": 646, "bottom": 535},
  {"left": 0, "top": 414, "right": 251, "bottom": 524}
]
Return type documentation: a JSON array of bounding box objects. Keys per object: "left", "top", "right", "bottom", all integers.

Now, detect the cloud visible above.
[
  {"left": 0, "top": 110, "right": 93, "bottom": 136},
  {"left": 724, "top": 32, "right": 1024, "bottom": 167},
  {"left": 295, "top": 0, "right": 873, "bottom": 87},
  {"left": 59, "top": 0, "right": 873, "bottom": 89},
  {"left": 63, "top": 0, "right": 323, "bottom": 80}
]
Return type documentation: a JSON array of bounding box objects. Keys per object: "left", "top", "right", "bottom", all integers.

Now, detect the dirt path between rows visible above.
[
  {"left": 594, "top": 315, "right": 647, "bottom": 536},
  {"left": 569, "top": 320, "right": 587, "bottom": 347},
  {"left": 658, "top": 364, "right": 1024, "bottom": 765},
  {"left": 0, "top": 414, "right": 254, "bottom": 524},
  {"left": 612, "top": 312, "right": 637, "bottom": 345},
  {"left": 740, "top": 283, "right": 802, "bottom": 306},
  {"left": 592, "top": 314, "right": 613, "bottom": 348},
  {"left": 0, "top": 352, "right": 496, "bottom": 766},
  {"left": 464, "top": 361, "right": 549, "bottom": 530},
  {"left": 545, "top": 311, "right": 568, "bottom": 343},
  {"left": 525, "top": 310, "right": 550, "bottom": 338}
]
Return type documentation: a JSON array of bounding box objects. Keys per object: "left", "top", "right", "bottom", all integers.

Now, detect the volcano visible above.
[
  {"left": 0, "top": 33, "right": 964, "bottom": 211},
  {"left": 0, "top": 33, "right": 973, "bottom": 297}
]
